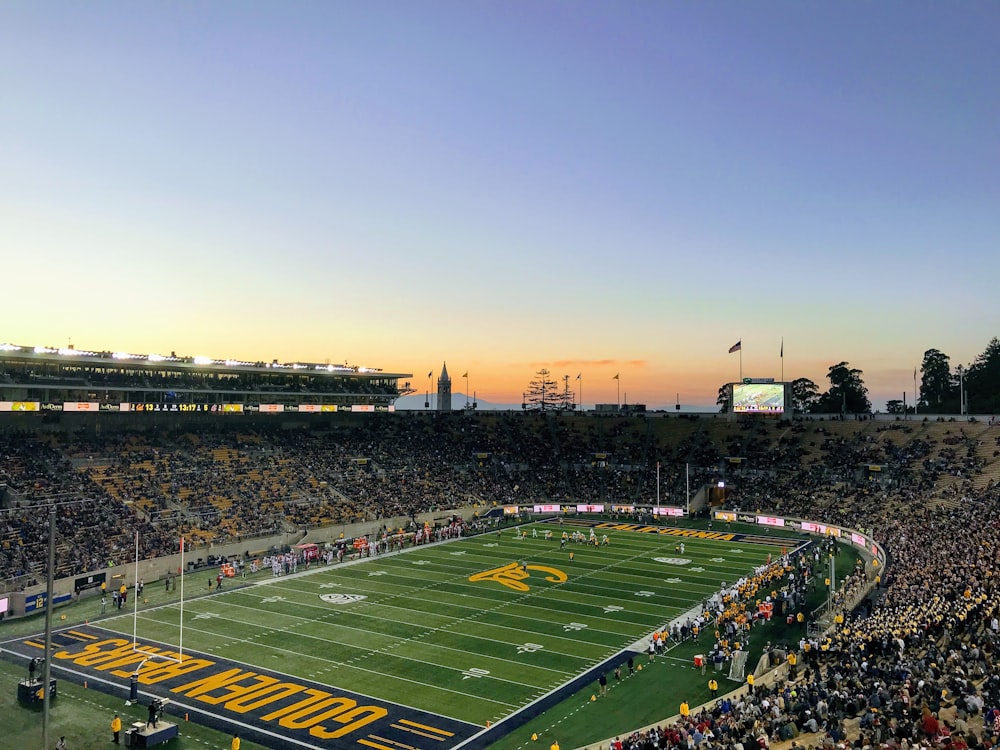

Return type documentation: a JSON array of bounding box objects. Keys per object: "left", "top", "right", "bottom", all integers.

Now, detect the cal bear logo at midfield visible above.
[
  {"left": 319, "top": 593, "right": 367, "bottom": 604},
  {"left": 653, "top": 557, "right": 692, "bottom": 565}
]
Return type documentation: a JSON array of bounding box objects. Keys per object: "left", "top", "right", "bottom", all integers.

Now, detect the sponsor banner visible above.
[
  {"left": 611, "top": 504, "right": 635, "bottom": 513},
  {"left": 8, "top": 626, "right": 477, "bottom": 750},
  {"left": 40, "top": 402, "right": 62, "bottom": 411},
  {"left": 533, "top": 504, "right": 561, "bottom": 513},
  {"left": 756, "top": 515, "right": 785, "bottom": 527},
  {"left": 352, "top": 404, "right": 375, "bottom": 413},
  {"left": 63, "top": 402, "right": 99, "bottom": 412},
  {"left": 851, "top": 532, "right": 867, "bottom": 547},
  {"left": 800, "top": 521, "right": 839, "bottom": 536},
  {"left": 737, "top": 513, "right": 756, "bottom": 524},
  {"left": 713, "top": 511, "right": 736, "bottom": 522},
  {"left": 651, "top": 507, "right": 684, "bottom": 517},
  {"left": 258, "top": 404, "right": 283, "bottom": 414},
  {"left": 0, "top": 401, "right": 41, "bottom": 412},
  {"left": 502, "top": 505, "right": 520, "bottom": 515},
  {"left": 293, "top": 404, "right": 339, "bottom": 413},
  {"left": 98, "top": 402, "right": 121, "bottom": 411},
  {"left": 221, "top": 404, "right": 244, "bottom": 414},
  {"left": 576, "top": 504, "right": 604, "bottom": 513},
  {"left": 74, "top": 572, "right": 107, "bottom": 593}
]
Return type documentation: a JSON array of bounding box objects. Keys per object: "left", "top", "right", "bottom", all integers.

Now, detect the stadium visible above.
[{"left": 1, "top": 343, "right": 1000, "bottom": 750}]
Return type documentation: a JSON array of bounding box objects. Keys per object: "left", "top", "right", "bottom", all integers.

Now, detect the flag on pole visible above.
[
  {"left": 780, "top": 338, "right": 783, "bottom": 358},
  {"left": 612, "top": 373, "right": 620, "bottom": 380},
  {"left": 576, "top": 373, "right": 581, "bottom": 380},
  {"left": 728, "top": 340, "right": 742, "bottom": 354},
  {"left": 427, "top": 370, "right": 432, "bottom": 378},
  {"left": 462, "top": 372, "right": 468, "bottom": 378}
]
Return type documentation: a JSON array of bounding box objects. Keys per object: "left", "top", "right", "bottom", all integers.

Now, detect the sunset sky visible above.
[{"left": 2, "top": 2, "right": 997, "bottom": 409}]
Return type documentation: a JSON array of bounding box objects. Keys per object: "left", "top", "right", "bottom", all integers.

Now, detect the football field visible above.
[{"left": 14, "top": 519, "right": 796, "bottom": 750}]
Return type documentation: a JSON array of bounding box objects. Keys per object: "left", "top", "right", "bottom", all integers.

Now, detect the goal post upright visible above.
[
  {"left": 179, "top": 535, "right": 185, "bottom": 663},
  {"left": 132, "top": 529, "right": 139, "bottom": 651}
]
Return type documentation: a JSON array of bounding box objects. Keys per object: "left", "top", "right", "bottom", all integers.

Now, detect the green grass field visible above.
[{"left": 2, "top": 518, "right": 831, "bottom": 750}]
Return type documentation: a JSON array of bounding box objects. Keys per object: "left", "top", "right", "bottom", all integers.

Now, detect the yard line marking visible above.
[
  {"left": 395, "top": 718, "right": 455, "bottom": 737},
  {"left": 123, "top": 617, "right": 546, "bottom": 696}
]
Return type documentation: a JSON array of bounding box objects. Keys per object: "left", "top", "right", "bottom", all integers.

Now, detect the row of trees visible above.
[
  {"left": 912, "top": 339, "right": 1000, "bottom": 414},
  {"left": 718, "top": 337, "right": 1000, "bottom": 415}
]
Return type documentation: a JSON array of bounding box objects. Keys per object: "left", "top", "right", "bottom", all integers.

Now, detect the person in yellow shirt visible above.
[
  {"left": 680, "top": 700, "right": 690, "bottom": 718},
  {"left": 747, "top": 672, "right": 755, "bottom": 695},
  {"left": 709, "top": 678, "right": 718, "bottom": 698},
  {"left": 111, "top": 713, "right": 122, "bottom": 744},
  {"left": 550, "top": 740, "right": 560, "bottom": 750},
  {"left": 231, "top": 733, "right": 241, "bottom": 750}
]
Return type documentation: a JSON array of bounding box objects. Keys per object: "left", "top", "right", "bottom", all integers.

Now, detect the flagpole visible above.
[
  {"left": 914, "top": 368, "right": 918, "bottom": 415},
  {"left": 780, "top": 337, "right": 784, "bottom": 382},
  {"left": 685, "top": 463, "right": 690, "bottom": 517},
  {"left": 739, "top": 344, "right": 743, "bottom": 382}
]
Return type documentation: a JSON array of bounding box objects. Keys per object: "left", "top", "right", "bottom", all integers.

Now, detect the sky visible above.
[{"left": 1, "top": 2, "right": 997, "bottom": 410}]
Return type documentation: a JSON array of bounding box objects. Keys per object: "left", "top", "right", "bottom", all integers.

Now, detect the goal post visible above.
[{"left": 130, "top": 532, "right": 186, "bottom": 665}]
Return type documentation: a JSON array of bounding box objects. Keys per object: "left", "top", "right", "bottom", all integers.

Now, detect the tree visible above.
[
  {"left": 815, "top": 361, "right": 871, "bottom": 414},
  {"left": 717, "top": 384, "right": 730, "bottom": 413},
  {"left": 965, "top": 337, "right": 1000, "bottom": 414},
  {"left": 885, "top": 400, "right": 913, "bottom": 415},
  {"left": 918, "top": 349, "right": 952, "bottom": 411},
  {"left": 524, "top": 369, "right": 568, "bottom": 411},
  {"left": 790, "top": 377, "right": 820, "bottom": 413}
]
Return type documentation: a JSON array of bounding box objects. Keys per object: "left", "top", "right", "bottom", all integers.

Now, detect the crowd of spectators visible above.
[
  {"left": 3, "top": 413, "right": 1000, "bottom": 749},
  {"left": 601, "top": 420, "right": 1000, "bottom": 750}
]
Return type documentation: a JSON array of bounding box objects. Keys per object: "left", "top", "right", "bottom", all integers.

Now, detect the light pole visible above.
[{"left": 957, "top": 365, "right": 965, "bottom": 416}]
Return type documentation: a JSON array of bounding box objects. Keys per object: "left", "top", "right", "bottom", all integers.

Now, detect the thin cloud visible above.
[{"left": 523, "top": 359, "right": 649, "bottom": 370}]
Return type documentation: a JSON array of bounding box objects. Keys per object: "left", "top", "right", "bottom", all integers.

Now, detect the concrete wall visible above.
[{"left": 6, "top": 504, "right": 479, "bottom": 618}]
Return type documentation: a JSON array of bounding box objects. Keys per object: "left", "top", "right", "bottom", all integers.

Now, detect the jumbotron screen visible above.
[{"left": 732, "top": 383, "right": 785, "bottom": 414}]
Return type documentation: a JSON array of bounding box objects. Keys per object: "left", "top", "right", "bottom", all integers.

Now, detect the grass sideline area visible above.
[{"left": 0, "top": 518, "right": 860, "bottom": 749}]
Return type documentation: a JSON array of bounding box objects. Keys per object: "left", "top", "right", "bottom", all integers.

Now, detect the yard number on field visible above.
[{"left": 462, "top": 667, "right": 490, "bottom": 680}]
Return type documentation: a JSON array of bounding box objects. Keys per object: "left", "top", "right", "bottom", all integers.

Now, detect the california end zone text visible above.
[{"left": 20, "top": 627, "right": 476, "bottom": 750}]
